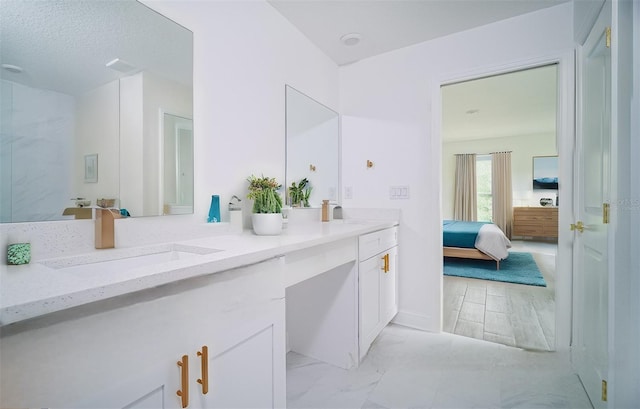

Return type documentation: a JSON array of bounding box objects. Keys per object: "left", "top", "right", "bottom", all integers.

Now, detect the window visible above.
[{"left": 476, "top": 155, "right": 492, "bottom": 221}]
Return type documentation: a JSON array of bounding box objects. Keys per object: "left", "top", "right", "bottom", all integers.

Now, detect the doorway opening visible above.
[{"left": 441, "top": 64, "right": 559, "bottom": 350}]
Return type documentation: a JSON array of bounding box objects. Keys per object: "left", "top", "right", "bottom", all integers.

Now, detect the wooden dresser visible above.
[{"left": 513, "top": 207, "right": 558, "bottom": 239}]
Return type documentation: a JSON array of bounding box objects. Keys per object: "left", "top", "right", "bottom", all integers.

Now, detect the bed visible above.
[{"left": 443, "top": 220, "right": 512, "bottom": 270}]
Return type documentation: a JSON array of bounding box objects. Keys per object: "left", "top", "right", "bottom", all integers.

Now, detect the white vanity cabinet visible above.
[
  {"left": 0, "top": 258, "right": 286, "bottom": 409},
  {"left": 358, "top": 227, "right": 399, "bottom": 360}
]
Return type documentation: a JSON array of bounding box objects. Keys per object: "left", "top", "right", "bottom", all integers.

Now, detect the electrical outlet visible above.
[{"left": 344, "top": 186, "right": 353, "bottom": 200}]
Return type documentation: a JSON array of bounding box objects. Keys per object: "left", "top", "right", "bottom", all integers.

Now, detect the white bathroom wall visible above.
[
  {"left": 75, "top": 80, "right": 120, "bottom": 206},
  {"left": 340, "top": 3, "right": 574, "bottom": 331},
  {"left": 442, "top": 132, "right": 557, "bottom": 219},
  {"left": 0, "top": 80, "right": 75, "bottom": 222},
  {"left": 142, "top": 71, "right": 193, "bottom": 216},
  {"left": 119, "top": 74, "right": 144, "bottom": 216},
  {"left": 143, "top": 0, "right": 339, "bottom": 225},
  {"left": 119, "top": 72, "right": 193, "bottom": 217}
]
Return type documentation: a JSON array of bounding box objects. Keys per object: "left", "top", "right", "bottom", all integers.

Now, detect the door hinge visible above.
[
  {"left": 605, "top": 27, "right": 611, "bottom": 48},
  {"left": 602, "top": 379, "right": 608, "bottom": 401},
  {"left": 603, "top": 203, "right": 610, "bottom": 224}
]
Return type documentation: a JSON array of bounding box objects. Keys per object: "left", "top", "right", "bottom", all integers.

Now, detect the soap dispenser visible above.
[{"left": 322, "top": 200, "right": 330, "bottom": 222}]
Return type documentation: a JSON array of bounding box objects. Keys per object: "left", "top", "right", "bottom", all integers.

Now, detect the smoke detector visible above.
[{"left": 340, "top": 33, "right": 361, "bottom": 46}]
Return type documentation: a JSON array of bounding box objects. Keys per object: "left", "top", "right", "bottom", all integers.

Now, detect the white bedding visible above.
[{"left": 475, "top": 224, "right": 512, "bottom": 260}]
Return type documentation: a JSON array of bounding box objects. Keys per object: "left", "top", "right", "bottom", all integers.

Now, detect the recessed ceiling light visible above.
[
  {"left": 340, "top": 32, "right": 361, "bottom": 46},
  {"left": 465, "top": 109, "right": 480, "bottom": 115},
  {"left": 2, "top": 64, "right": 24, "bottom": 74}
]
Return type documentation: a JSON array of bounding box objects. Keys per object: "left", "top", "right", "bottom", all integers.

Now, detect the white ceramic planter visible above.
[{"left": 251, "top": 213, "right": 283, "bottom": 235}]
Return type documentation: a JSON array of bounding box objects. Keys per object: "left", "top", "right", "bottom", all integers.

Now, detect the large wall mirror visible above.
[
  {"left": 0, "top": 0, "right": 193, "bottom": 222},
  {"left": 285, "top": 85, "right": 339, "bottom": 207}
]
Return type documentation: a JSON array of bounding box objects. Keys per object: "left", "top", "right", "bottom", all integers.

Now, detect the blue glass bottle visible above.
[{"left": 207, "top": 195, "right": 221, "bottom": 223}]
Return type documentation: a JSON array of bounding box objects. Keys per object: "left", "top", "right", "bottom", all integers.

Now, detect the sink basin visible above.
[{"left": 40, "top": 243, "right": 221, "bottom": 274}]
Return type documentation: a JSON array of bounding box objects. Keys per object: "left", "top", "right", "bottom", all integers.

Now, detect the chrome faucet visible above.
[{"left": 95, "top": 208, "right": 121, "bottom": 249}]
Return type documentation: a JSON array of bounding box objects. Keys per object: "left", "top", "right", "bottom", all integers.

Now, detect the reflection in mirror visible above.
[
  {"left": 285, "top": 86, "right": 340, "bottom": 207},
  {"left": 0, "top": 0, "right": 193, "bottom": 222},
  {"left": 163, "top": 114, "right": 194, "bottom": 215}
]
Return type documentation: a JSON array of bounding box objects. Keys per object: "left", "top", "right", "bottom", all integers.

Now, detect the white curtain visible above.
[
  {"left": 454, "top": 154, "right": 477, "bottom": 221},
  {"left": 491, "top": 151, "right": 513, "bottom": 238}
]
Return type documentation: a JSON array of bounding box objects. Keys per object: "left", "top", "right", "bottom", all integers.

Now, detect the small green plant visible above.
[
  {"left": 247, "top": 175, "right": 283, "bottom": 214},
  {"left": 289, "top": 178, "right": 312, "bottom": 207}
]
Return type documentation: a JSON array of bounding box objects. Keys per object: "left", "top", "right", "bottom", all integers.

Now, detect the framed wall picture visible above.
[
  {"left": 84, "top": 153, "right": 98, "bottom": 183},
  {"left": 532, "top": 155, "right": 558, "bottom": 189}
]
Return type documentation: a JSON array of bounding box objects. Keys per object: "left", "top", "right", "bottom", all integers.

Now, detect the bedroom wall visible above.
[
  {"left": 340, "top": 3, "right": 574, "bottom": 332},
  {"left": 442, "top": 132, "right": 557, "bottom": 220}
]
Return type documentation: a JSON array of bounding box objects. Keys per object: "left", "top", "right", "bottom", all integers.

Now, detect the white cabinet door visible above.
[
  {"left": 381, "top": 246, "right": 398, "bottom": 326},
  {"left": 359, "top": 254, "right": 382, "bottom": 359},
  {"left": 192, "top": 324, "right": 278, "bottom": 409},
  {"left": 78, "top": 358, "right": 182, "bottom": 409},
  {"left": 358, "top": 247, "right": 398, "bottom": 360}
]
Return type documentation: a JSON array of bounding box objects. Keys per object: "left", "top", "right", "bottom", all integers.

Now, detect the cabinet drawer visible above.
[
  {"left": 513, "top": 224, "right": 545, "bottom": 236},
  {"left": 514, "top": 208, "right": 557, "bottom": 217},
  {"left": 515, "top": 214, "right": 557, "bottom": 222},
  {"left": 543, "top": 225, "right": 559, "bottom": 237},
  {"left": 359, "top": 227, "right": 398, "bottom": 261}
]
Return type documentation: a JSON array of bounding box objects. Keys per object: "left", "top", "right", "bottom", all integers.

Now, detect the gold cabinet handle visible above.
[
  {"left": 570, "top": 221, "right": 585, "bottom": 233},
  {"left": 177, "top": 355, "right": 189, "bottom": 408},
  {"left": 197, "top": 345, "right": 209, "bottom": 395},
  {"left": 381, "top": 253, "right": 390, "bottom": 273}
]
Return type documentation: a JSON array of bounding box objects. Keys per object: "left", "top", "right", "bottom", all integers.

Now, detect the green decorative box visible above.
[{"left": 7, "top": 243, "right": 31, "bottom": 265}]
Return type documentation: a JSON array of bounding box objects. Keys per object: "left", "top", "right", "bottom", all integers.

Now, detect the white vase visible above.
[{"left": 251, "top": 213, "right": 283, "bottom": 235}]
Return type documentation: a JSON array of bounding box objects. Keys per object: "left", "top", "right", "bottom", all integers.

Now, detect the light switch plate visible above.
[{"left": 390, "top": 185, "right": 410, "bottom": 200}]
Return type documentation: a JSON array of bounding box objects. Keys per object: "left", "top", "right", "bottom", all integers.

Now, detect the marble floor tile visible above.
[
  {"left": 287, "top": 324, "right": 591, "bottom": 409},
  {"left": 366, "top": 368, "right": 440, "bottom": 408}
]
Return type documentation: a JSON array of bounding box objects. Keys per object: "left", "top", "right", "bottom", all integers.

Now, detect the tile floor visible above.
[
  {"left": 443, "top": 240, "right": 558, "bottom": 350},
  {"left": 287, "top": 324, "right": 592, "bottom": 408}
]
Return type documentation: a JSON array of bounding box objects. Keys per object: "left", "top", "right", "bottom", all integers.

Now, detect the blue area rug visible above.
[{"left": 444, "top": 252, "right": 547, "bottom": 287}]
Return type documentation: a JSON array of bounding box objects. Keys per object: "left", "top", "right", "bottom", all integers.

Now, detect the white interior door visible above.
[{"left": 572, "top": 2, "right": 611, "bottom": 408}]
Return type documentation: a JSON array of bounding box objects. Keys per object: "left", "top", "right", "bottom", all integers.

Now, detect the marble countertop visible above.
[{"left": 1, "top": 219, "right": 396, "bottom": 326}]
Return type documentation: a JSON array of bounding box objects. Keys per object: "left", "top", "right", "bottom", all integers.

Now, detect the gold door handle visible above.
[
  {"left": 177, "top": 355, "right": 189, "bottom": 408},
  {"left": 197, "top": 345, "right": 209, "bottom": 395},
  {"left": 570, "top": 221, "right": 585, "bottom": 233},
  {"left": 381, "top": 253, "right": 390, "bottom": 273}
]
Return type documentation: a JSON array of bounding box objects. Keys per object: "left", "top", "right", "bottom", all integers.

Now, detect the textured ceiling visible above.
[
  {"left": 442, "top": 65, "right": 558, "bottom": 142},
  {"left": 268, "top": 0, "right": 571, "bottom": 66},
  {"left": 0, "top": 0, "right": 192, "bottom": 96}
]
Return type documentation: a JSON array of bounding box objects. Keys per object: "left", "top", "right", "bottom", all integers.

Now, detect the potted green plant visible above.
[{"left": 247, "top": 175, "right": 283, "bottom": 235}]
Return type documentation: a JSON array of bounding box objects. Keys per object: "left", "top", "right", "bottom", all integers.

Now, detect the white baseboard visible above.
[{"left": 392, "top": 310, "right": 439, "bottom": 332}]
